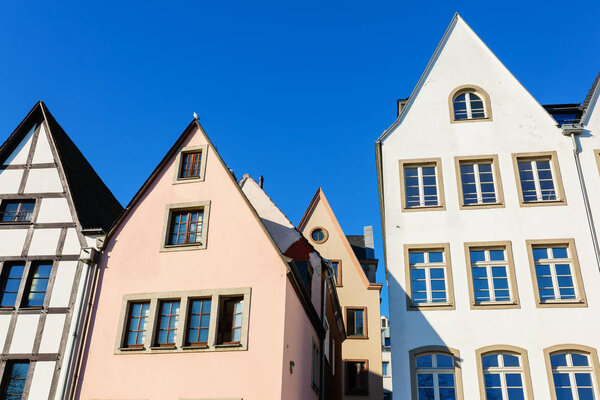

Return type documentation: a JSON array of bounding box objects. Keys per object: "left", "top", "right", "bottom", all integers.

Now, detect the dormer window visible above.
[
  {"left": 0, "top": 200, "right": 35, "bottom": 223},
  {"left": 449, "top": 86, "right": 492, "bottom": 123}
]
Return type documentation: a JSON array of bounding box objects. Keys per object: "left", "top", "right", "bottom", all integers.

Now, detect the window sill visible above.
[
  {"left": 537, "top": 299, "right": 586, "bottom": 308},
  {"left": 460, "top": 202, "right": 504, "bottom": 209},
  {"left": 450, "top": 116, "right": 492, "bottom": 124},
  {"left": 215, "top": 343, "right": 242, "bottom": 348},
  {"left": 119, "top": 346, "right": 146, "bottom": 352},
  {"left": 347, "top": 335, "right": 369, "bottom": 340},
  {"left": 0, "top": 221, "right": 32, "bottom": 225},
  {"left": 160, "top": 243, "right": 206, "bottom": 252},
  {"left": 402, "top": 204, "right": 445, "bottom": 213},
  {"left": 173, "top": 176, "right": 205, "bottom": 185},
  {"left": 471, "top": 301, "right": 519, "bottom": 310},
  {"left": 520, "top": 199, "right": 566, "bottom": 207},
  {"left": 408, "top": 302, "right": 454, "bottom": 311},
  {"left": 149, "top": 345, "right": 177, "bottom": 350},
  {"left": 182, "top": 344, "right": 209, "bottom": 350}
]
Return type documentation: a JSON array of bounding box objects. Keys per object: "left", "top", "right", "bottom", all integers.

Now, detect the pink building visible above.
[{"left": 75, "top": 118, "right": 344, "bottom": 399}]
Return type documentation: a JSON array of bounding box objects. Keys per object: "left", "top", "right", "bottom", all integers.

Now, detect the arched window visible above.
[
  {"left": 449, "top": 86, "right": 491, "bottom": 122},
  {"left": 410, "top": 347, "right": 463, "bottom": 400},
  {"left": 545, "top": 345, "right": 600, "bottom": 399},
  {"left": 476, "top": 346, "right": 533, "bottom": 399}
]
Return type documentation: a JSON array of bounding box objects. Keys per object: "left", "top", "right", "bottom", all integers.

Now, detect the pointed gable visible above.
[{"left": 582, "top": 72, "right": 600, "bottom": 130}]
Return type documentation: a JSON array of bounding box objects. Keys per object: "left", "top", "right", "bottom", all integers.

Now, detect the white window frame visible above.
[
  {"left": 459, "top": 161, "right": 497, "bottom": 204},
  {"left": 551, "top": 352, "right": 597, "bottom": 399},
  {"left": 470, "top": 249, "right": 512, "bottom": 304},
  {"left": 415, "top": 353, "right": 457, "bottom": 400},
  {"left": 533, "top": 246, "right": 578, "bottom": 302},
  {"left": 482, "top": 353, "right": 526, "bottom": 399},
  {"left": 405, "top": 164, "right": 439, "bottom": 208},
  {"left": 454, "top": 92, "right": 486, "bottom": 120},
  {"left": 409, "top": 250, "right": 448, "bottom": 305},
  {"left": 518, "top": 158, "right": 557, "bottom": 202}
]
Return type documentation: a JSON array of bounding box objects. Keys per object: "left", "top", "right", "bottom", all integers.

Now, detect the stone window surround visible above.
[
  {"left": 344, "top": 306, "right": 368, "bottom": 340},
  {"left": 511, "top": 151, "right": 567, "bottom": 207},
  {"left": 475, "top": 345, "right": 534, "bottom": 399},
  {"left": 345, "top": 358, "right": 369, "bottom": 396},
  {"left": 398, "top": 158, "right": 446, "bottom": 212},
  {"left": 409, "top": 345, "right": 464, "bottom": 400},
  {"left": 172, "top": 144, "right": 208, "bottom": 184},
  {"left": 114, "top": 287, "right": 251, "bottom": 355},
  {"left": 463, "top": 241, "right": 520, "bottom": 310},
  {"left": 525, "top": 239, "right": 587, "bottom": 308},
  {"left": 403, "top": 243, "right": 455, "bottom": 311},
  {"left": 448, "top": 84, "right": 493, "bottom": 124},
  {"left": 159, "top": 201, "right": 211, "bottom": 252},
  {"left": 454, "top": 154, "right": 505, "bottom": 210},
  {"left": 309, "top": 226, "right": 329, "bottom": 244},
  {"left": 543, "top": 344, "right": 600, "bottom": 400}
]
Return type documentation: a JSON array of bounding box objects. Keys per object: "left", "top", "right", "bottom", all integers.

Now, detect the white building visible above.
[
  {"left": 0, "top": 102, "right": 121, "bottom": 399},
  {"left": 376, "top": 14, "right": 600, "bottom": 399},
  {"left": 381, "top": 316, "right": 392, "bottom": 399}
]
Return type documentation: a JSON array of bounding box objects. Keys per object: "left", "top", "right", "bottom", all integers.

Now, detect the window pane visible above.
[
  {"left": 409, "top": 252, "right": 425, "bottom": 265},
  {"left": 572, "top": 353, "right": 589, "bottom": 367},
  {"left": 482, "top": 354, "right": 498, "bottom": 368},
  {"left": 436, "top": 355, "right": 453, "bottom": 368},
  {"left": 416, "top": 354, "right": 432, "bottom": 368},
  {"left": 429, "top": 252, "right": 443, "bottom": 263},
  {"left": 489, "top": 250, "right": 505, "bottom": 261}
]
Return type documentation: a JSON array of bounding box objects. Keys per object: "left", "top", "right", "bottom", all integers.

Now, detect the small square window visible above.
[
  {"left": 512, "top": 152, "right": 566, "bottom": 207},
  {"left": 161, "top": 201, "right": 211, "bottom": 252},
  {"left": 180, "top": 152, "right": 202, "bottom": 178},
  {"left": 0, "top": 200, "right": 35, "bottom": 223},
  {"left": 330, "top": 260, "right": 342, "bottom": 286},
  {"left": 217, "top": 297, "right": 244, "bottom": 345}
]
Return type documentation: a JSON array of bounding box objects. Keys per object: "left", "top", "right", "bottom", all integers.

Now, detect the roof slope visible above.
[{"left": 0, "top": 101, "right": 123, "bottom": 232}]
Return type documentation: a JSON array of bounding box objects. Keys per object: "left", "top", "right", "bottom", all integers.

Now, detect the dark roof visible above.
[
  {"left": 346, "top": 234, "right": 367, "bottom": 260},
  {"left": 542, "top": 103, "right": 583, "bottom": 126},
  {"left": 582, "top": 72, "right": 600, "bottom": 111},
  {"left": 0, "top": 102, "right": 123, "bottom": 232}
]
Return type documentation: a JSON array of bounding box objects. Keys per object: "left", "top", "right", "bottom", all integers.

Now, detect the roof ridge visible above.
[{"left": 582, "top": 72, "right": 600, "bottom": 111}]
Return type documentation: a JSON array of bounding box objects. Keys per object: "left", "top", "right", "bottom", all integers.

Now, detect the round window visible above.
[{"left": 310, "top": 227, "right": 328, "bottom": 243}]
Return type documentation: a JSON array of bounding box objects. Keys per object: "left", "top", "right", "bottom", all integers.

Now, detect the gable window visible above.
[
  {"left": 455, "top": 156, "right": 504, "bottom": 209},
  {"left": 513, "top": 152, "right": 566, "bottom": 206},
  {"left": 477, "top": 348, "right": 534, "bottom": 400},
  {"left": 22, "top": 262, "right": 52, "bottom": 307},
  {"left": 405, "top": 244, "right": 454, "bottom": 310},
  {"left": 527, "top": 240, "right": 586, "bottom": 307},
  {"left": 187, "top": 298, "right": 211, "bottom": 347},
  {"left": 0, "top": 200, "right": 35, "bottom": 223},
  {"left": 125, "top": 302, "right": 150, "bottom": 348},
  {"left": 330, "top": 260, "right": 342, "bottom": 286},
  {"left": 545, "top": 346, "right": 600, "bottom": 400},
  {"left": 0, "top": 263, "right": 25, "bottom": 308},
  {"left": 449, "top": 86, "right": 491, "bottom": 123},
  {"left": 155, "top": 300, "right": 180, "bottom": 347},
  {"left": 217, "top": 297, "right": 243, "bottom": 345},
  {"left": 310, "top": 227, "right": 328, "bottom": 244},
  {"left": 173, "top": 145, "right": 208, "bottom": 183},
  {"left": 0, "top": 360, "right": 29, "bottom": 399},
  {"left": 161, "top": 201, "right": 211, "bottom": 252},
  {"left": 465, "top": 242, "right": 519, "bottom": 309},
  {"left": 346, "top": 360, "right": 369, "bottom": 395},
  {"left": 413, "top": 351, "right": 459, "bottom": 400},
  {"left": 346, "top": 308, "right": 367, "bottom": 338}
]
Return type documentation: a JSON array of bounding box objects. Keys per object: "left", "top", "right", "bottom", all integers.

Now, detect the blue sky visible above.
[{"left": 0, "top": 1, "right": 598, "bottom": 317}]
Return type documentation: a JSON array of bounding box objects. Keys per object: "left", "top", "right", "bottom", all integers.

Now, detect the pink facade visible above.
[{"left": 75, "top": 121, "right": 333, "bottom": 399}]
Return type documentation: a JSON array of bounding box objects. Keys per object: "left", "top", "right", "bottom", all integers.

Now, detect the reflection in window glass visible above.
[
  {"left": 415, "top": 353, "right": 456, "bottom": 400},
  {"left": 550, "top": 352, "right": 596, "bottom": 399},
  {"left": 405, "top": 165, "right": 439, "bottom": 208},
  {"left": 409, "top": 250, "right": 448, "bottom": 305},
  {"left": 533, "top": 246, "right": 577, "bottom": 302},
  {"left": 518, "top": 159, "right": 557, "bottom": 202}
]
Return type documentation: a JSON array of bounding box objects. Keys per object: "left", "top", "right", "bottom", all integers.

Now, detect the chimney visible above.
[
  {"left": 397, "top": 98, "right": 408, "bottom": 117},
  {"left": 364, "top": 226, "right": 375, "bottom": 259},
  {"left": 258, "top": 176, "right": 264, "bottom": 188}
]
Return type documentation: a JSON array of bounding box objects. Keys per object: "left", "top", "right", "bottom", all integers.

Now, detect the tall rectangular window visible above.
[
  {"left": 156, "top": 300, "right": 180, "bottom": 346},
  {"left": 126, "top": 302, "right": 150, "bottom": 348},
  {"left": 549, "top": 351, "right": 598, "bottom": 399},
  {"left": 383, "top": 362, "right": 390, "bottom": 376},
  {"left": 169, "top": 209, "right": 204, "bottom": 245},
  {"left": 180, "top": 152, "right": 202, "bottom": 178},
  {"left": 407, "top": 247, "right": 452, "bottom": 308},
  {"left": 331, "top": 260, "right": 341, "bottom": 286},
  {"left": 470, "top": 249, "right": 511, "bottom": 303},
  {"left": 0, "top": 263, "right": 25, "bottom": 307},
  {"left": 296, "top": 261, "right": 313, "bottom": 298},
  {"left": 0, "top": 361, "right": 29, "bottom": 399},
  {"left": 533, "top": 246, "right": 578, "bottom": 302},
  {"left": 404, "top": 165, "right": 439, "bottom": 208},
  {"left": 513, "top": 152, "right": 565, "bottom": 206},
  {"left": 187, "top": 298, "right": 211, "bottom": 346},
  {"left": 346, "top": 360, "right": 369, "bottom": 395},
  {"left": 217, "top": 297, "right": 243, "bottom": 345},
  {"left": 459, "top": 161, "right": 496, "bottom": 205},
  {"left": 22, "top": 262, "right": 52, "bottom": 307},
  {"left": 0, "top": 200, "right": 35, "bottom": 223},
  {"left": 311, "top": 341, "right": 320, "bottom": 391},
  {"left": 346, "top": 308, "right": 366, "bottom": 338}
]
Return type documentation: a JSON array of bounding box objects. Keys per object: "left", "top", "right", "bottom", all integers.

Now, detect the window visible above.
[
  {"left": 0, "top": 263, "right": 25, "bottom": 307},
  {"left": 413, "top": 352, "right": 459, "bottom": 400},
  {"left": 125, "top": 302, "right": 150, "bottom": 348},
  {"left": 455, "top": 156, "right": 504, "bottom": 209},
  {"left": 513, "top": 152, "right": 565, "bottom": 206},
  {"left": 527, "top": 240, "right": 586, "bottom": 307},
  {"left": 0, "top": 361, "right": 29, "bottom": 399},
  {"left": 161, "top": 201, "right": 211, "bottom": 251},
  {"left": 346, "top": 360, "right": 369, "bottom": 395},
  {"left": 449, "top": 85, "right": 491, "bottom": 123},
  {"left": 465, "top": 242, "right": 519, "bottom": 309},
  {"left": 405, "top": 244, "right": 454, "bottom": 310},
  {"left": 545, "top": 345, "right": 600, "bottom": 400},
  {"left": 217, "top": 297, "right": 243, "bottom": 345},
  {"left": 310, "top": 227, "right": 328, "bottom": 244},
  {"left": 187, "top": 298, "right": 211, "bottom": 347},
  {"left": 346, "top": 308, "right": 367, "bottom": 338},
  {"left": 312, "top": 341, "right": 320, "bottom": 392},
  {"left": 22, "top": 262, "right": 52, "bottom": 307},
  {"left": 296, "top": 261, "right": 313, "bottom": 298},
  {"left": 476, "top": 347, "right": 534, "bottom": 400},
  {"left": 172, "top": 145, "right": 208, "bottom": 183},
  {"left": 383, "top": 362, "right": 390, "bottom": 377},
  {"left": 385, "top": 337, "right": 391, "bottom": 347},
  {"left": 330, "top": 260, "right": 342, "bottom": 286},
  {"left": 156, "top": 300, "right": 180, "bottom": 347},
  {"left": 400, "top": 159, "right": 445, "bottom": 211},
  {"left": 0, "top": 200, "right": 35, "bottom": 223}
]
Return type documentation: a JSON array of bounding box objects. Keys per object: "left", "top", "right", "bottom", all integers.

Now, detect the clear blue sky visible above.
[{"left": 1, "top": 1, "right": 598, "bottom": 317}]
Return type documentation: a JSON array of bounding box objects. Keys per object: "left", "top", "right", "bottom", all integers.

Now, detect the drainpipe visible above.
[
  {"left": 320, "top": 263, "right": 335, "bottom": 400},
  {"left": 562, "top": 124, "right": 600, "bottom": 272}
]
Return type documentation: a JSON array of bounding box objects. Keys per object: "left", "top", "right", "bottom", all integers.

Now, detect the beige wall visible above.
[{"left": 300, "top": 190, "right": 383, "bottom": 400}]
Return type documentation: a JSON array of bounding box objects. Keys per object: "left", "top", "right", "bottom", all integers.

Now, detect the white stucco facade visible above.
[{"left": 377, "top": 15, "right": 600, "bottom": 399}]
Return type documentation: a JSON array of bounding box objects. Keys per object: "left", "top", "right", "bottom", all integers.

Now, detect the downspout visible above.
[
  {"left": 320, "top": 264, "right": 335, "bottom": 400},
  {"left": 562, "top": 124, "right": 600, "bottom": 272}
]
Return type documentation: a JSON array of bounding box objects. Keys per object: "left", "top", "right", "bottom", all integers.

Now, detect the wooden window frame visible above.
[
  {"left": 20, "top": 261, "right": 53, "bottom": 308},
  {"left": 526, "top": 239, "right": 587, "bottom": 308},
  {"left": 172, "top": 144, "right": 208, "bottom": 184},
  {"left": 0, "top": 199, "right": 36, "bottom": 224},
  {"left": 345, "top": 306, "right": 368, "bottom": 339},
  {"left": 464, "top": 241, "right": 520, "bottom": 310},
  {"left": 475, "top": 345, "right": 534, "bottom": 399},
  {"left": 124, "top": 301, "right": 151, "bottom": 349},
  {"left": 512, "top": 152, "right": 566, "bottom": 207},
  {"left": 404, "top": 243, "right": 455, "bottom": 311},
  {"left": 544, "top": 344, "right": 600, "bottom": 400},
  {"left": 409, "top": 346, "right": 464, "bottom": 400},
  {"left": 0, "top": 360, "right": 30, "bottom": 399},
  {"left": 154, "top": 300, "right": 180, "bottom": 348},
  {"left": 399, "top": 158, "right": 446, "bottom": 212},
  {"left": 454, "top": 155, "right": 504, "bottom": 210},
  {"left": 0, "top": 262, "right": 26, "bottom": 309},
  {"left": 216, "top": 296, "right": 244, "bottom": 346},
  {"left": 448, "top": 85, "right": 493, "bottom": 124},
  {"left": 310, "top": 227, "right": 328, "bottom": 244},
  {"left": 330, "top": 259, "right": 342, "bottom": 287},
  {"left": 186, "top": 298, "right": 212, "bottom": 347},
  {"left": 160, "top": 201, "right": 211, "bottom": 252},
  {"left": 345, "top": 359, "right": 369, "bottom": 396}
]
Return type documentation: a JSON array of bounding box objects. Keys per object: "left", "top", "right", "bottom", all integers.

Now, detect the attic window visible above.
[
  {"left": 180, "top": 152, "right": 202, "bottom": 178},
  {"left": 160, "top": 201, "right": 211, "bottom": 252},
  {"left": 310, "top": 227, "right": 328, "bottom": 244},
  {"left": 0, "top": 200, "right": 35, "bottom": 223},
  {"left": 173, "top": 145, "right": 208, "bottom": 184},
  {"left": 449, "top": 86, "right": 492, "bottom": 123}
]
